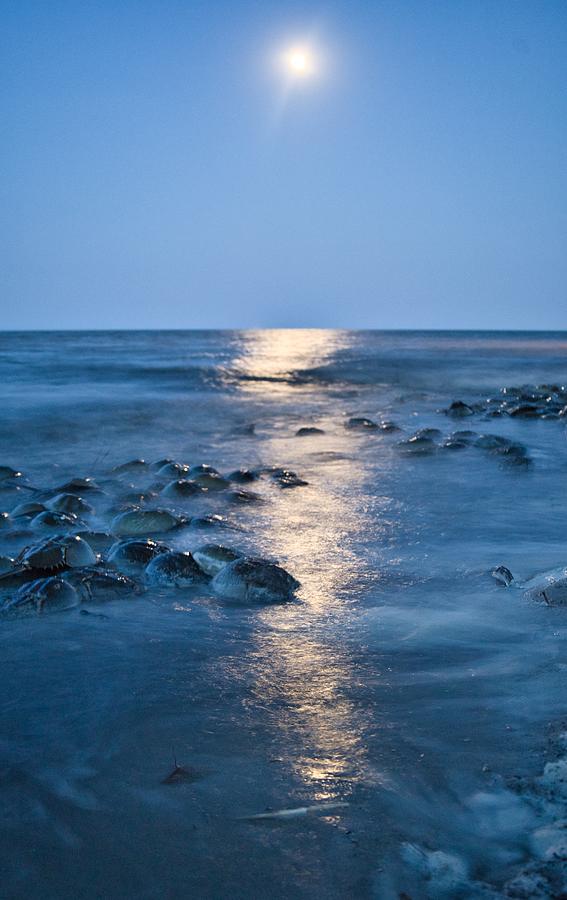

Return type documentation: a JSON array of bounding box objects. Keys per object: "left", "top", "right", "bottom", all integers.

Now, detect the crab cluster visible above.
[
  {"left": 0, "top": 457, "right": 304, "bottom": 618},
  {"left": 397, "top": 427, "right": 531, "bottom": 466},
  {"left": 442, "top": 383, "right": 567, "bottom": 420}
]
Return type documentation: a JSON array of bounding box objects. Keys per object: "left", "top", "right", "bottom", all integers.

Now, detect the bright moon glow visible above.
[{"left": 283, "top": 45, "right": 316, "bottom": 77}]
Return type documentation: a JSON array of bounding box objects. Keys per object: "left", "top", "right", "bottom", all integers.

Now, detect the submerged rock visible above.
[
  {"left": 145, "top": 551, "right": 205, "bottom": 587},
  {"left": 212, "top": 557, "right": 299, "bottom": 604},
  {"left": 192, "top": 544, "right": 243, "bottom": 577}
]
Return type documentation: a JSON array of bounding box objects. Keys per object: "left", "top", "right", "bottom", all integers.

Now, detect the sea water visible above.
[{"left": 0, "top": 330, "right": 566, "bottom": 898}]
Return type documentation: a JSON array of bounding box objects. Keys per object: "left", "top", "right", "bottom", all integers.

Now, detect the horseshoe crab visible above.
[
  {"left": 212, "top": 557, "right": 300, "bottom": 604},
  {"left": 111, "top": 508, "right": 187, "bottom": 536},
  {"left": 0, "top": 465, "right": 22, "bottom": 481},
  {"left": 107, "top": 538, "right": 169, "bottom": 573},
  {"left": 145, "top": 551, "right": 206, "bottom": 587},
  {"left": 192, "top": 544, "right": 243, "bottom": 577},
  {"left": 444, "top": 400, "right": 475, "bottom": 418},
  {"left": 266, "top": 468, "right": 308, "bottom": 488},
  {"left": 75, "top": 531, "right": 115, "bottom": 553},
  {"left": 47, "top": 493, "right": 94, "bottom": 516},
  {"left": 54, "top": 477, "right": 101, "bottom": 495},
  {"left": 296, "top": 427, "right": 325, "bottom": 436},
  {"left": 229, "top": 489, "right": 263, "bottom": 504},
  {"left": 345, "top": 417, "right": 377, "bottom": 430},
  {"left": 17, "top": 535, "right": 97, "bottom": 574},
  {"left": 1, "top": 577, "right": 80, "bottom": 618},
  {"left": 190, "top": 514, "right": 229, "bottom": 530},
  {"left": 31, "top": 510, "right": 84, "bottom": 530},
  {"left": 161, "top": 479, "right": 202, "bottom": 499},
  {"left": 0, "top": 555, "right": 14, "bottom": 574},
  {"left": 189, "top": 464, "right": 219, "bottom": 477},
  {"left": 398, "top": 435, "right": 438, "bottom": 456},
  {"left": 192, "top": 472, "right": 230, "bottom": 492},
  {"left": 111, "top": 459, "right": 149, "bottom": 474},
  {"left": 65, "top": 567, "right": 141, "bottom": 602},
  {"left": 10, "top": 500, "right": 46, "bottom": 519},
  {"left": 228, "top": 469, "right": 259, "bottom": 484},
  {"left": 156, "top": 462, "right": 190, "bottom": 479},
  {"left": 492, "top": 564, "right": 567, "bottom": 605}
]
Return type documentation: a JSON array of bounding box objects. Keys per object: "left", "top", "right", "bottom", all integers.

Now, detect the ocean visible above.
[{"left": 0, "top": 330, "right": 566, "bottom": 898}]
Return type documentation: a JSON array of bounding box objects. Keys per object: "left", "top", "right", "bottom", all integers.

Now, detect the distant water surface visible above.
[{"left": 0, "top": 330, "right": 566, "bottom": 898}]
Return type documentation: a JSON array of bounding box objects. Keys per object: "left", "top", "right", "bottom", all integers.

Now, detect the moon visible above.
[{"left": 284, "top": 45, "right": 316, "bottom": 78}]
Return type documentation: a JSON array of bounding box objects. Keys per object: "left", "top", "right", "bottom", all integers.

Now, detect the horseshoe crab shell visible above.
[
  {"left": 161, "top": 479, "right": 202, "bottom": 499},
  {"left": 1, "top": 577, "right": 80, "bottom": 618},
  {"left": 212, "top": 557, "right": 300, "bottom": 604},
  {"left": 111, "top": 508, "right": 185, "bottom": 536},
  {"left": 192, "top": 544, "right": 243, "bottom": 577},
  {"left": 107, "top": 539, "right": 169, "bottom": 573},
  {"left": 66, "top": 567, "right": 141, "bottom": 602},
  {"left": 10, "top": 500, "right": 47, "bottom": 519},
  {"left": 20, "top": 535, "right": 97, "bottom": 572},
  {"left": 31, "top": 510, "right": 84, "bottom": 530},
  {"left": 492, "top": 564, "right": 567, "bottom": 605},
  {"left": 145, "top": 551, "right": 206, "bottom": 587},
  {"left": 47, "top": 493, "right": 94, "bottom": 515}
]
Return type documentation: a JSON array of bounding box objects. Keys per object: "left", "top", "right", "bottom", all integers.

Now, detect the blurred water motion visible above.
[{"left": 1, "top": 330, "right": 567, "bottom": 898}]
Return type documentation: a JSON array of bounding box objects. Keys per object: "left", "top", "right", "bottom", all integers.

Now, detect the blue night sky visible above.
[{"left": 1, "top": 1, "right": 566, "bottom": 329}]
